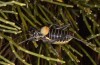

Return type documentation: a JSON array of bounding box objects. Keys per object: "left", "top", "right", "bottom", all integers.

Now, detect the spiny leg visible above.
[
  {"left": 19, "top": 37, "right": 39, "bottom": 44},
  {"left": 61, "top": 24, "right": 70, "bottom": 30},
  {"left": 42, "top": 36, "right": 57, "bottom": 44},
  {"left": 69, "top": 35, "right": 90, "bottom": 44},
  {"left": 50, "top": 24, "right": 70, "bottom": 30}
]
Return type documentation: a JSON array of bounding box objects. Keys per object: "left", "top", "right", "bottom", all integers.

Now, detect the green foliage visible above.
[{"left": 0, "top": 0, "right": 100, "bottom": 65}]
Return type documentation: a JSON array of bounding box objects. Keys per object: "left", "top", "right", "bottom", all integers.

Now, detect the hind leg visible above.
[{"left": 50, "top": 24, "right": 70, "bottom": 30}]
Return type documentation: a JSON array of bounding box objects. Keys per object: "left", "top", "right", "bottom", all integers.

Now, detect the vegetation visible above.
[{"left": 0, "top": 0, "right": 100, "bottom": 65}]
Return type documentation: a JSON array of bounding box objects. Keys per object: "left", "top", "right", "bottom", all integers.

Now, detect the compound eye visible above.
[
  {"left": 33, "top": 31, "right": 38, "bottom": 36},
  {"left": 29, "top": 28, "right": 35, "bottom": 33}
]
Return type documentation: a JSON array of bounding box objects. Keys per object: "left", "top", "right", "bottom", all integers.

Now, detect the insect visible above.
[{"left": 19, "top": 24, "right": 86, "bottom": 44}]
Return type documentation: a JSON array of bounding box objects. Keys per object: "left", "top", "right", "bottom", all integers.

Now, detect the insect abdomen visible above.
[{"left": 46, "top": 29, "right": 73, "bottom": 44}]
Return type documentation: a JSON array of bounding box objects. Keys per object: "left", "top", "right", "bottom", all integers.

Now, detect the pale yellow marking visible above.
[
  {"left": 53, "top": 38, "right": 73, "bottom": 45},
  {"left": 46, "top": 37, "right": 73, "bottom": 45},
  {"left": 41, "top": 26, "right": 50, "bottom": 36},
  {"left": 46, "top": 37, "right": 51, "bottom": 40}
]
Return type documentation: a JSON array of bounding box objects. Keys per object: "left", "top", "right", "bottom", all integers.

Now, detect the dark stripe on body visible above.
[{"left": 46, "top": 29, "right": 73, "bottom": 42}]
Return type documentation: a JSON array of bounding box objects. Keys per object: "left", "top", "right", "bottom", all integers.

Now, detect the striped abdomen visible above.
[{"left": 45, "top": 29, "right": 74, "bottom": 44}]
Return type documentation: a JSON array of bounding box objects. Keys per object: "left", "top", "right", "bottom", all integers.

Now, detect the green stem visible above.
[
  {"left": 76, "top": 43, "right": 97, "bottom": 65},
  {"left": 0, "top": 34, "right": 65, "bottom": 64},
  {"left": 0, "top": 55, "right": 14, "bottom": 65}
]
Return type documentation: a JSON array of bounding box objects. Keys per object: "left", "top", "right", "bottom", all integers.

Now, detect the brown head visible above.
[{"left": 40, "top": 26, "right": 50, "bottom": 36}]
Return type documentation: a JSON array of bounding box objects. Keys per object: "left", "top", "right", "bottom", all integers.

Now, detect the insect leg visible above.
[
  {"left": 49, "top": 24, "right": 60, "bottom": 29},
  {"left": 50, "top": 24, "right": 70, "bottom": 30},
  {"left": 61, "top": 24, "right": 70, "bottom": 30},
  {"left": 19, "top": 37, "right": 38, "bottom": 44},
  {"left": 69, "top": 35, "right": 89, "bottom": 44},
  {"left": 42, "top": 37, "right": 56, "bottom": 44},
  {"left": 41, "top": 37, "right": 59, "bottom": 56}
]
